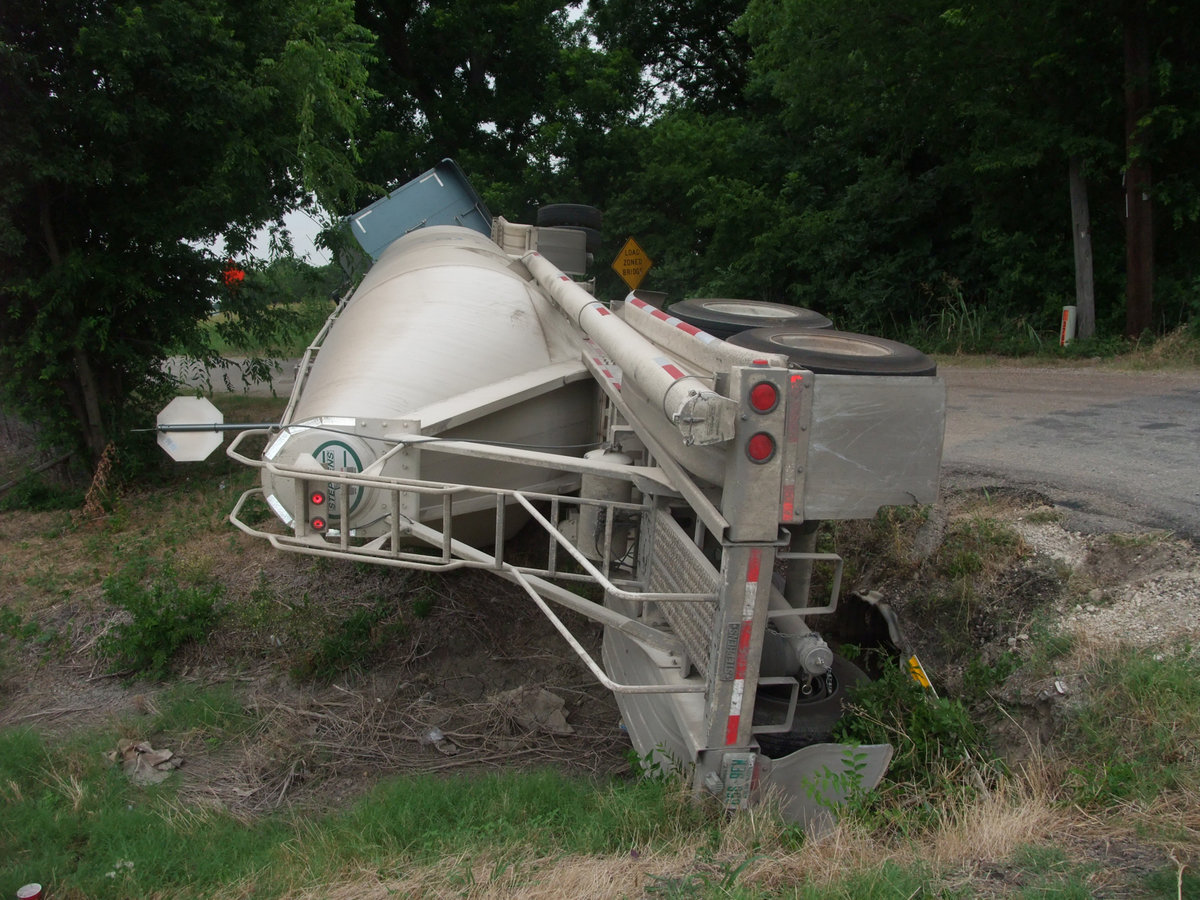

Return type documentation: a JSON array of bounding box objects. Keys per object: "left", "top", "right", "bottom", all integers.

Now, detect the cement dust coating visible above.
[{"left": 939, "top": 363, "right": 1200, "bottom": 539}]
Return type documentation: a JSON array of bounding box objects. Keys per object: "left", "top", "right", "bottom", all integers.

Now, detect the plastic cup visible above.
[{"left": 16, "top": 886, "right": 43, "bottom": 900}]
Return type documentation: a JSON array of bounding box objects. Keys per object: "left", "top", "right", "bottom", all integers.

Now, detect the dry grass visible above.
[
  {"left": 170, "top": 675, "right": 624, "bottom": 817},
  {"left": 277, "top": 775, "right": 1069, "bottom": 899},
  {"left": 1120, "top": 325, "right": 1200, "bottom": 368},
  {"left": 738, "top": 766, "right": 1062, "bottom": 893},
  {"left": 279, "top": 847, "right": 704, "bottom": 900}
]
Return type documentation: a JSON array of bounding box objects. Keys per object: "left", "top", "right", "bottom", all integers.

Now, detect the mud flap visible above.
[{"left": 756, "top": 742, "right": 893, "bottom": 834}]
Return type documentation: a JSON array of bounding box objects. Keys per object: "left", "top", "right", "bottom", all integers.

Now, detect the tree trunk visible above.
[
  {"left": 40, "top": 186, "right": 109, "bottom": 461},
  {"left": 1123, "top": 0, "right": 1154, "bottom": 338},
  {"left": 1068, "top": 157, "right": 1095, "bottom": 339},
  {"left": 73, "top": 346, "right": 108, "bottom": 462}
]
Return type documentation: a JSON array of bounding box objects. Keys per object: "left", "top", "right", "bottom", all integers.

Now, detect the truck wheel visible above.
[
  {"left": 728, "top": 327, "right": 937, "bottom": 376},
  {"left": 667, "top": 298, "right": 833, "bottom": 339},
  {"left": 754, "top": 654, "right": 868, "bottom": 758},
  {"left": 536, "top": 203, "right": 603, "bottom": 231}
]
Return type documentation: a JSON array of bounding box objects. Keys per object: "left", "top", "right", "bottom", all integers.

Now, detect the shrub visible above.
[{"left": 99, "top": 564, "right": 223, "bottom": 679}]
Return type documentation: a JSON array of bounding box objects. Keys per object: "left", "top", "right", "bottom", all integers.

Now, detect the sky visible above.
[{"left": 252, "top": 207, "right": 332, "bottom": 265}]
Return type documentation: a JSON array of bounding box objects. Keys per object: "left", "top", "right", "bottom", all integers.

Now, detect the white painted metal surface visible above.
[{"left": 157, "top": 396, "right": 223, "bottom": 461}]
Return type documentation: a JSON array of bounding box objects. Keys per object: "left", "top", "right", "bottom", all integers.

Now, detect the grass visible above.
[
  {"left": 1, "top": 640, "right": 1195, "bottom": 899},
  {"left": 898, "top": 287, "right": 1200, "bottom": 367},
  {"left": 0, "top": 722, "right": 710, "bottom": 899},
  {"left": 1062, "top": 643, "right": 1200, "bottom": 807},
  {"left": 2, "top": 389, "right": 1199, "bottom": 896},
  {"left": 99, "top": 562, "right": 225, "bottom": 679},
  {"left": 0, "top": 727, "right": 291, "bottom": 898}
]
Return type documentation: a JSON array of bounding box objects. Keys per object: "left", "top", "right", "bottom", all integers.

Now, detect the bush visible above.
[
  {"left": 0, "top": 473, "right": 84, "bottom": 512},
  {"left": 834, "top": 657, "right": 989, "bottom": 791},
  {"left": 99, "top": 564, "right": 223, "bottom": 679}
]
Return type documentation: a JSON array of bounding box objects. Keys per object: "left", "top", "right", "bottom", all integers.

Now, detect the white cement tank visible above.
[{"left": 260, "top": 226, "right": 596, "bottom": 540}]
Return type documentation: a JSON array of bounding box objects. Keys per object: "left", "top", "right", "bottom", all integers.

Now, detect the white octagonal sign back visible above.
[{"left": 157, "top": 396, "right": 224, "bottom": 461}]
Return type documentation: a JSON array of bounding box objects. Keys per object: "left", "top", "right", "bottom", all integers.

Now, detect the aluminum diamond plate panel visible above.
[{"left": 647, "top": 512, "right": 719, "bottom": 676}]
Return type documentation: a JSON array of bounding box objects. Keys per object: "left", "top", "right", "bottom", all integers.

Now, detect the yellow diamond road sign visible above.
[{"left": 612, "top": 237, "right": 652, "bottom": 291}]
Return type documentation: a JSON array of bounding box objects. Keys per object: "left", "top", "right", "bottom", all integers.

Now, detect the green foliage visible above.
[
  {"left": 0, "top": 726, "right": 710, "bottom": 898},
  {"left": 1063, "top": 645, "right": 1200, "bottom": 806},
  {"left": 99, "top": 564, "right": 224, "bottom": 679},
  {"left": 644, "top": 851, "right": 758, "bottom": 898},
  {"left": 595, "top": 0, "right": 1200, "bottom": 346},
  {"left": 0, "top": 473, "right": 85, "bottom": 512},
  {"left": 0, "top": 0, "right": 374, "bottom": 461},
  {"left": 0, "top": 728, "right": 289, "bottom": 899},
  {"left": 936, "top": 517, "right": 1025, "bottom": 581},
  {"left": 1005, "top": 845, "right": 1097, "bottom": 898},
  {"left": 834, "top": 659, "right": 989, "bottom": 793},
  {"left": 962, "top": 651, "right": 1020, "bottom": 698},
  {"left": 147, "top": 682, "right": 253, "bottom": 741},
  {"left": 291, "top": 594, "right": 407, "bottom": 682},
  {"left": 353, "top": 0, "right": 641, "bottom": 219},
  {"left": 0, "top": 606, "right": 67, "bottom": 662},
  {"left": 304, "top": 768, "right": 709, "bottom": 864}
]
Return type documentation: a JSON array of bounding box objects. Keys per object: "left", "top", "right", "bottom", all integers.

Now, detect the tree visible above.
[
  {"left": 0, "top": 0, "right": 373, "bottom": 461},
  {"left": 588, "top": 0, "right": 751, "bottom": 112},
  {"left": 351, "top": 0, "right": 641, "bottom": 219},
  {"left": 728, "top": 0, "right": 1200, "bottom": 338}
]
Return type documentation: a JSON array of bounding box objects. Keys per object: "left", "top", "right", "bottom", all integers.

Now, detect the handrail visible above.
[
  {"left": 512, "top": 492, "right": 715, "bottom": 605},
  {"left": 229, "top": 487, "right": 704, "bottom": 692}
]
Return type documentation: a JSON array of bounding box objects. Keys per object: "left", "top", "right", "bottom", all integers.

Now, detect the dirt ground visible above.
[
  {"left": 0, "top": 522, "right": 630, "bottom": 816},
  {"left": 2, "top": 475, "right": 1197, "bottom": 824}
]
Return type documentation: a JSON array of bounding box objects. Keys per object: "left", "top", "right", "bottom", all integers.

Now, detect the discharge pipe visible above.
[{"left": 524, "top": 252, "right": 737, "bottom": 446}]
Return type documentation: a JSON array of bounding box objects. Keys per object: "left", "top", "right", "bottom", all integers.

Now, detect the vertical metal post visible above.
[{"left": 703, "top": 543, "right": 777, "bottom": 748}]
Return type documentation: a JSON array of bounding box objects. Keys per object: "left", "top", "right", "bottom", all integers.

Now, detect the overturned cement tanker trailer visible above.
[{"left": 226, "top": 160, "right": 946, "bottom": 828}]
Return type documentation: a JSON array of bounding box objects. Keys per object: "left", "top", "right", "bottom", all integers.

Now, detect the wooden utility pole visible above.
[
  {"left": 1123, "top": 0, "right": 1154, "bottom": 338},
  {"left": 1068, "top": 157, "right": 1095, "bottom": 339}
]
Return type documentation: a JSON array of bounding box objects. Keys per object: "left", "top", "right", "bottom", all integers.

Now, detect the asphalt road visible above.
[{"left": 939, "top": 363, "right": 1200, "bottom": 539}]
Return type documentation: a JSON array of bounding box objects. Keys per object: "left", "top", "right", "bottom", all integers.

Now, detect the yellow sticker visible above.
[{"left": 907, "top": 654, "right": 932, "bottom": 689}]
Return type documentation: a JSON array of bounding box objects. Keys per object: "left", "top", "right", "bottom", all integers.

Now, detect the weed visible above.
[
  {"left": 645, "top": 850, "right": 758, "bottom": 897},
  {"left": 935, "top": 517, "right": 1025, "bottom": 581},
  {"left": 1023, "top": 625, "right": 1076, "bottom": 672},
  {"left": 1062, "top": 644, "right": 1200, "bottom": 806},
  {"left": 801, "top": 745, "right": 872, "bottom": 814},
  {"left": 1007, "top": 844, "right": 1097, "bottom": 897},
  {"left": 99, "top": 564, "right": 224, "bottom": 679},
  {"left": 627, "top": 746, "right": 687, "bottom": 785},
  {"left": 410, "top": 576, "right": 438, "bottom": 619},
  {"left": 962, "top": 650, "right": 1020, "bottom": 699},
  {"left": 0, "top": 607, "right": 40, "bottom": 642},
  {"left": 0, "top": 607, "right": 67, "bottom": 661},
  {"left": 1106, "top": 530, "right": 1173, "bottom": 549},
  {"left": 1022, "top": 507, "right": 1064, "bottom": 525},
  {"left": 0, "top": 473, "right": 84, "bottom": 512},
  {"left": 1144, "top": 861, "right": 1200, "bottom": 899},
  {"left": 834, "top": 659, "right": 991, "bottom": 796},
  {"left": 148, "top": 682, "right": 252, "bottom": 741},
  {"left": 291, "top": 594, "right": 408, "bottom": 682},
  {"left": 0, "top": 728, "right": 288, "bottom": 898}
]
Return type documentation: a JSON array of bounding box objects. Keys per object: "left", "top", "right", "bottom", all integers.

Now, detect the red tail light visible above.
[
  {"left": 746, "top": 432, "right": 776, "bottom": 463},
  {"left": 749, "top": 382, "right": 779, "bottom": 413}
]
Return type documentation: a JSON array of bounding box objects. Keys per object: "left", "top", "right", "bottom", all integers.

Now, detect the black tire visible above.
[
  {"left": 753, "top": 654, "right": 868, "bottom": 758},
  {"left": 667, "top": 298, "right": 833, "bottom": 339},
  {"left": 728, "top": 327, "right": 937, "bottom": 376},
  {"left": 536, "top": 203, "right": 603, "bottom": 230}
]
